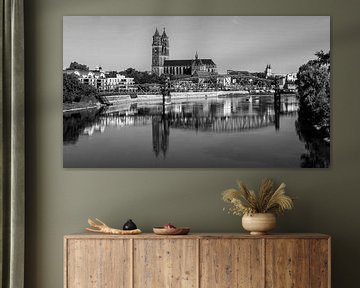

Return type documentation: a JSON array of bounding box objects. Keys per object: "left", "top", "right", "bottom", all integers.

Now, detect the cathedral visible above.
[{"left": 151, "top": 28, "right": 217, "bottom": 77}]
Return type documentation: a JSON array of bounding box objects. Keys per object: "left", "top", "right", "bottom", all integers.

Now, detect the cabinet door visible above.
[
  {"left": 309, "top": 239, "right": 330, "bottom": 288},
  {"left": 265, "top": 239, "right": 325, "bottom": 288},
  {"left": 134, "top": 239, "right": 198, "bottom": 288},
  {"left": 66, "top": 239, "right": 131, "bottom": 288},
  {"left": 200, "top": 239, "right": 264, "bottom": 288}
]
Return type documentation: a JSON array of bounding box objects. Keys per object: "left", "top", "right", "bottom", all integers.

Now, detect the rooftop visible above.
[{"left": 164, "top": 59, "right": 216, "bottom": 66}]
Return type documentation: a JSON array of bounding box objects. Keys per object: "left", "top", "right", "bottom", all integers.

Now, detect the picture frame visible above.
[{"left": 63, "top": 16, "right": 330, "bottom": 168}]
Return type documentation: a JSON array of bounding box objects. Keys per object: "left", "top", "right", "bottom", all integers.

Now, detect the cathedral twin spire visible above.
[
  {"left": 152, "top": 27, "right": 168, "bottom": 46},
  {"left": 153, "top": 28, "right": 167, "bottom": 39},
  {"left": 152, "top": 28, "right": 169, "bottom": 75},
  {"left": 153, "top": 28, "right": 198, "bottom": 61}
]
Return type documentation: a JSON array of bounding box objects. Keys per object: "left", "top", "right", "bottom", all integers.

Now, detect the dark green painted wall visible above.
[{"left": 24, "top": 0, "right": 360, "bottom": 287}]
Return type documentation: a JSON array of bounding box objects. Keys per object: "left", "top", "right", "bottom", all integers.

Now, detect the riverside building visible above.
[{"left": 63, "top": 67, "right": 135, "bottom": 92}]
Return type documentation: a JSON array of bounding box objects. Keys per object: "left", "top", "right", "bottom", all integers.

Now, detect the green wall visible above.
[{"left": 25, "top": 0, "right": 360, "bottom": 287}]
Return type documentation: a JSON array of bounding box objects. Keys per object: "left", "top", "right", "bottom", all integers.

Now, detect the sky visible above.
[{"left": 63, "top": 16, "right": 330, "bottom": 74}]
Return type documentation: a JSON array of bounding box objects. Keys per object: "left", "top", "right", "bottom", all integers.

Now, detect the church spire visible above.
[
  {"left": 195, "top": 51, "right": 198, "bottom": 60},
  {"left": 153, "top": 27, "right": 160, "bottom": 37},
  {"left": 162, "top": 27, "right": 168, "bottom": 38},
  {"left": 153, "top": 28, "right": 161, "bottom": 46}
]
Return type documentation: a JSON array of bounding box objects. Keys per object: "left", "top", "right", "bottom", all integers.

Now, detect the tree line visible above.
[
  {"left": 296, "top": 50, "right": 330, "bottom": 132},
  {"left": 295, "top": 50, "right": 330, "bottom": 167},
  {"left": 119, "top": 68, "right": 165, "bottom": 84}
]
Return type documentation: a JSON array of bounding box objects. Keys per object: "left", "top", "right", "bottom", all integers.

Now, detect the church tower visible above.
[
  {"left": 152, "top": 28, "right": 169, "bottom": 76},
  {"left": 152, "top": 28, "right": 162, "bottom": 75},
  {"left": 265, "top": 64, "right": 272, "bottom": 78},
  {"left": 161, "top": 28, "right": 169, "bottom": 58}
]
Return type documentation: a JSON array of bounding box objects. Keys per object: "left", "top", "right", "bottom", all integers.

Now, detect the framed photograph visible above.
[{"left": 63, "top": 16, "right": 330, "bottom": 168}]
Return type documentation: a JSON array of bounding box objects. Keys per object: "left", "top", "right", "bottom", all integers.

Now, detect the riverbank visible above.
[
  {"left": 63, "top": 90, "right": 290, "bottom": 112},
  {"left": 101, "top": 90, "right": 250, "bottom": 106},
  {"left": 63, "top": 102, "right": 103, "bottom": 113}
]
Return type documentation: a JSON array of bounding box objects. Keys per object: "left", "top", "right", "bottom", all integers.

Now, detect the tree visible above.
[
  {"left": 63, "top": 74, "right": 99, "bottom": 103},
  {"left": 106, "top": 71, "right": 118, "bottom": 78},
  {"left": 67, "top": 61, "right": 89, "bottom": 71},
  {"left": 314, "top": 50, "right": 330, "bottom": 67},
  {"left": 120, "top": 68, "right": 165, "bottom": 84},
  {"left": 295, "top": 50, "right": 330, "bottom": 167},
  {"left": 63, "top": 74, "right": 79, "bottom": 102},
  {"left": 296, "top": 51, "right": 330, "bottom": 130},
  {"left": 251, "top": 72, "right": 266, "bottom": 79}
]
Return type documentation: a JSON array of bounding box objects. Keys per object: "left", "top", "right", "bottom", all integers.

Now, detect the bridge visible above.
[{"left": 97, "top": 73, "right": 278, "bottom": 100}]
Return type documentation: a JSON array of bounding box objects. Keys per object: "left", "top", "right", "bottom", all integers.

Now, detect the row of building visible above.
[{"left": 63, "top": 67, "right": 136, "bottom": 92}]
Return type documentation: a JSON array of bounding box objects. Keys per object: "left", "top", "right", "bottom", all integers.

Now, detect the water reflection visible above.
[
  {"left": 63, "top": 110, "right": 102, "bottom": 144},
  {"left": 63, "top": 95, "right": 317, "bottom": 166},
  {"left": 295, "top": 117, "right": 330, "bottom": 168},
  {"left": 152, "top": 115, "right": 170, "bottom": 158}
]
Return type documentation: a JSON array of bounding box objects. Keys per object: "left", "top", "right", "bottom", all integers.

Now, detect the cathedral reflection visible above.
[{"left": 152, "top": 114, "right": 170, "bottom": 158}]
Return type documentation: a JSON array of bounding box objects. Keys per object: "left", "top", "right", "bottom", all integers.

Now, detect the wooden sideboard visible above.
[{"left": 64, "top": 233, "right": 330, "bottom": 288}]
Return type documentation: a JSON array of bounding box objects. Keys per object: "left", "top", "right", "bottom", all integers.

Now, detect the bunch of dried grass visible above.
[{"left": 222, "top": 179, "right": 294, "bottom": 216}]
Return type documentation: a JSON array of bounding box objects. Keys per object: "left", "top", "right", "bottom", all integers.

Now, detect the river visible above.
[{"left": 63, "top": 95, "right": 330, "bottom": 168}]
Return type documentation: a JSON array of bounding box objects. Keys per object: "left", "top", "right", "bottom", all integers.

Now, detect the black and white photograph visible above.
[{"left": 63, "top": 16, "right": 330, "bottom": 168}]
